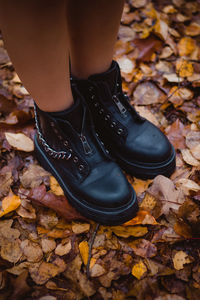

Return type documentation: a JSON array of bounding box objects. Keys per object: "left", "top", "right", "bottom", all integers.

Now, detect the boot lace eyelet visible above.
[
  {"left": 89, "top": 86, "right": 94, "bottom": 92},
  {"left": 91, "top": 95, "right": 95, "bottom": 100},
  {"left": 64, "top": 141, "right": 68, "bottom": 146},
  {"left": 94, "top": 102, "right": 99, "bottom": 107},
  {"left": 105, "top": 114, "right": 110, "bottom": 121},
  {"left": 111, "top": 121, "right": 116, "bottom": 128},
  {"left": 73, "top": 156, "right": 78, "bottom": 163},
  {"left": 117, "top": 128, "right": 123, "bottom": 135},
  {"left": 69, "top": 148, "right": 73, "bottom": 153},
  {"left": 99, "top": 109, "right": 104, "bottom": 114},
  {"left": 79, "top": 165, "right": 84, "bottom": 171}
]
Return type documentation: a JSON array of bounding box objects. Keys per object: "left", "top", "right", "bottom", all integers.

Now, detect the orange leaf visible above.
[{"left": 123, "top": 210, "right": 158, "bottom": 226}]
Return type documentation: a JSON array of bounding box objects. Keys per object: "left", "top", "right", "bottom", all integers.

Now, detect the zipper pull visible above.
[
  {"left": 80, "top": 135, "right": 92, "bottom": 155},
  {"left": 112, "top": 95, "right": 127, "bottom": 117}
]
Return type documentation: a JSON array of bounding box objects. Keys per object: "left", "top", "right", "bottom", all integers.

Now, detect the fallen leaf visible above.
[
  {"left": 49, "top": 176, "right": 64, "bottom": 196},
  {"left": 132, "top": 36, "right": 163, "bottom": 62},
  {"left": 29, "top": 185, "right": 87, "bottom": 221},
  {"left": 20, "top": 164, "right": 49, "bottom": 189},
  {"left": 0, "top": 171, "right": 13, "bottom": 198},
  {"left": 185, "top": 131, "right": 200, "bottom": 149},
  {"left": 181, "top": 149, "right": 199, "bottom": 167},
  {"left": 29, "top": 261, "right": 63, "bottom": 285},
  {"left": 90, "top": 264, "right": 106, "bottom": 277},
  {"left": 135, "top": 106, "right": 159, "bottom": 126},
  {"left": 123, "top": 210, "right": 158, "bottom": 226},
  {"left": 165, "top": 119, "right": 186, "bottom": 150},
  {"left": 133, "top": 82, "right": 166, "bottom": 105},
  {"left": 117, "top": 56, "right": 135, "bottom": 74},
  {"left": 109, "top": 225, "right": 148, "bottom": 238},
  {"left": 129, "top": 239, "right": 157, "bottom": 258},
  {"left": 16, "top": 199, "right": 36, "bottom": 219},
  {"left": 41, "top": 238, "right": 56, "bottom": 254},
  {"left": 5, "top": 132, "right": 34, "bottom": 152},
  {"left": 132, "top": 261, "right": 147, "bottom": 279},
  {"left": 178, "top": 37, "right": 196, "bottom": 56},
  {"left": 185, "top": 22, "right": 200, "bottom": 36},
  {"left": 79, "top": 241, "right": 89, "bottom": 265},
  {"left": 163, "top": 73, "right": 184, "bottom": 83},
  {"left": 1, "top": 239, "right": 22, "bottom": 263},
  {"left": 176, "top": 178, "right": 200, "bottom": 195},
  {"left": 72, "top": 223, "right": 90, "bottom": 234},
  {"left": 0, "top": 191, "right": 21, "bottom": 218},
  {"left": 55, "top": 240, "right": 72, "bottom": 256},
  {"left": 173, "top": 251, "right": 192, "bottom": 270},
  {"left": 176, "top": 59, "right": 194, "bottom": 77},
  {"left": 20, "top": 239, "right": 43, "bottom": 262}
]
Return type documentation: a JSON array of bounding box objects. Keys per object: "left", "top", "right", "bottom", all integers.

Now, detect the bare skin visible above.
[
  {"left": 0, "top": 0, "right": 124, "bottom": 111},
  {"left": 66, "top": 0, "right": 125, "bottom": 79}
]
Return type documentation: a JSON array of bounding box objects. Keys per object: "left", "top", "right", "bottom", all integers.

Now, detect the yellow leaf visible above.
[
  {"left": 178, "top": 37, "right": 196, "bottom": 56},
  {"left": 123, "top": 210, "right": 158, "bottom": 226},
  {"left": 132, "top": 261, "right": 147, "bottom": 279},
  {"left": 173, "top": 251, "right": 192, "bottom": 270},
  {"left": 176, "top": 59, "right": 194, "bottom": 77},
  {"left": 109, "top": 225, "right": 148, "bottom": 238},
  {"left": 0, "top": 192, "right": 21, "bottom": 218},
  {"left": 140, "top": 193, "right": 157, "bottom": 211},
  {"left": 50, "top": 176, "right": 64, "bottom": 196},
  {"left": 79, "top": 241, "right": 89, "bottom": 265}
]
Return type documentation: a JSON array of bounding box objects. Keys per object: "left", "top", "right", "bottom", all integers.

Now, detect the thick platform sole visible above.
[
  {"left": 34, "top": 135, "right": 138, "bottom": 225},
  {"left": 114, "top": 146, "right": 176, "bottom": 180}
]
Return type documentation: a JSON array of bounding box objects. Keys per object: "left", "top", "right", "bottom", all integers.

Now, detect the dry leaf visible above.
[
  {"left": 123, "top": 210, "right": 157, "bottom": 226},
  {"left": 109, "top": 225, "right": 148, "bottom": 238},
  {"left": 20, "top": 164, "right": 49, "bottom": 189},
  {"left": 5, "top": 132, "right": 34, "bottom": 152},
  {"left": 129, "top": 239, "right": 157, "bottom": 258},
  {"left": 0, "top": 191, "right": 21, "bottom": 218},
  {"left": 173, "top": 251, "right": 192, "bottom": 270},
  {"left": 132, "top": 261, "right": 147, "bottom": 279},
  {"left": 0, "top": 172, "right": 13, "bottom": 198},
  {"left": 20, "top": 239, "right": 43, "bottom": 262},
  {"left": 49, "top": 176, "right": 64, "bottom": 196},
  {"left": 41, "top": 238, "right": 56, "bottom": 254},
  {"left": 181, "top": 149, "right": 200, "bottom": 167},
  {"left": 16, "top": 199, "right": 36, "bottom": 219},
  {"left": 178, "top": 37, "right": 196, "bottom": 56},
  {"left": 135, "top": 106, "right": 159, "bottom": 126},
  {"left": 190, "top": 144, "right": 200, "bottom": 160},
  {"left": 133, "top": 82, "right": 166, "bottom": 105},
  {"left": 72, "top": 223, "right": 90, "bottom": 234},
  {"left": 185, "top": 131, "right": 200, "bottom": 149},
  {"left": 185, "top": 22, "right": 200, "bottom": 36},
  {"left": 90, "top": 264, "right": 106, "bottom": 277},
  {"left": 79, "top": 241, "right": 89, "bottom": 265},
  {"left": 1, "top": 239, "right": 22, "bottom": 263},
  {"left": 55, "top": 241, "right": 72, "bottom": 256},
  {"left": 176, "top": 59, "right": 194, "bottom": 77}
]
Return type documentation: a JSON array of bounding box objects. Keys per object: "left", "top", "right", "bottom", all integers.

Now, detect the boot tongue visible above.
[{"left": 88, "top": 61, "right": 118, "bottom": 95}]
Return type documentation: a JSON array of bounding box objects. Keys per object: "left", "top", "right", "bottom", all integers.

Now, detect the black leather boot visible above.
[
  {"left": 72, "top": 61, "right": 176, "bottom": 179},
  {"left": 33, "top": 89, "right": 137, "bottom": 225}
]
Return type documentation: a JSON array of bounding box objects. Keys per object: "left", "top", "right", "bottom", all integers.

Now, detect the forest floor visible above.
[{"left": 0, "top": 0, "right": 200, "bottom": 299}]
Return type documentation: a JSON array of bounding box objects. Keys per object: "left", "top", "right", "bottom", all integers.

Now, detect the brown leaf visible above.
[
  {"left": 20, "top": 239, "right": 43, "bottom": 262},
  {"left": 165, "top": 119, "right": 186, "bottom": 150},
  {"left": 1, "top": 239, "right": 22, "bottom": 263},
  {"left": 128, "top": 239, "right": 157, "bottom": 258},
  {"left": 133, "top": 81, "right": 166, "bottom": 105},
  {"left": 132, "top": 36, "right": 163, "bottom": 62},
  {"left": 5, "top": 132, "right": 34, "bottom": 152},
  {"left": 20, "top": 164, "right": 50, "bottom": 189},
  {"left": 0, "top": 171, "right": 13, "bottom": 198},
  {"left": 0, "top": 94, "right": 16, "bottom": 114},
  {"left": 29, "top": 185, "right": 87, "bottom": 221}
]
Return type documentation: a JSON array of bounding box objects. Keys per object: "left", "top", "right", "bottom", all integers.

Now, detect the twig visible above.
[{"left": 86, "top": 223, "right": 100, "bottom": 278}]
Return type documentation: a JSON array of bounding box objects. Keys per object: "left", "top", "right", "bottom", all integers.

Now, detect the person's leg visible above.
[
  {"left": 66, "top": 0, "right": 124, "bottom": 79},
  {"left": 0, "top": 0, "right": 73, "bottom": 112}
]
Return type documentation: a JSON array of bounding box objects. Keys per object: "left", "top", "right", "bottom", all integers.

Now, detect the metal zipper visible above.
[
  {"left": 112, "top": 95, "right": 127, "bottom": 117},
  {"left": 80, "top": 134, "right": 93, "bottom": 155}
]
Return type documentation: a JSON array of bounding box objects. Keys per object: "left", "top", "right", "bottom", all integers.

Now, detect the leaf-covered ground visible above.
[{"left": 0, "top": 0, "right": 200, "bottom": 299}]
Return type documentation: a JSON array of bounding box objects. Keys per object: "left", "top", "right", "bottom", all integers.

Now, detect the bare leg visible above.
[
  {"left": 0, "top": 0, "right": 73, "bottom": 112},
  {"left": 66, "top": 0, "right": 125, "bottom": 79}
]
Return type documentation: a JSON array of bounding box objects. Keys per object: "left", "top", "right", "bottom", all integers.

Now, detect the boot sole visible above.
[
  {"left": 114, "top": 146, "right": 176, "bottom": 179},
  {"left": 34, "top": 135, "right": 138, "bottom": 225}
]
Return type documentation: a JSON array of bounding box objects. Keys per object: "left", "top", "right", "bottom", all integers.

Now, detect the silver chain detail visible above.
[{"left": 34, "top": 104, "right": 71, "bottom": 160}]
